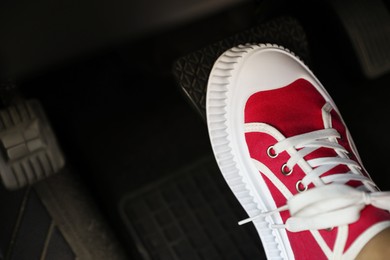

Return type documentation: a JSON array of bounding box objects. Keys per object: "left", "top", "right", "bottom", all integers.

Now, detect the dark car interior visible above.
[{"left": 0, "top": 0, "right": 389, "bottom": 259}]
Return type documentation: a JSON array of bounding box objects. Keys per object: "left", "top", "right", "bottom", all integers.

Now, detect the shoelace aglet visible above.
[
  {"left": 238, "top": 215, "right": 263, "bottom": 225},
  {"left": 239, "top": 217, "right": 286, "bottom": 230},
  {"left": 238, "top": 205, "right": 289, "bottom": 225}
]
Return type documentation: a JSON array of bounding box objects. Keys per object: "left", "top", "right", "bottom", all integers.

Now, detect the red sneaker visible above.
[{"left": 206, "top": 44, "right": 390, "bottom": 259}]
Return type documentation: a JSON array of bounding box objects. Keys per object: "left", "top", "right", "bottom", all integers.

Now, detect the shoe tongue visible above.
[
  {"left": 244, "top": 78, "right": 326, "bottom": 137},
  {"left": 245, "top": 78, "right": 356, "bottom": 184}
]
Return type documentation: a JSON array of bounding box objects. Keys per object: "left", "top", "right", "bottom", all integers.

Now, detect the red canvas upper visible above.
[{"left": 244, "top": 78, "right": 390, "bottom": 259}]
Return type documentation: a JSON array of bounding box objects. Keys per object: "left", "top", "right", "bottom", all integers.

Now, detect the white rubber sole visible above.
[{"left": 205, "top": 44, "right": 349, "bottom": 259}]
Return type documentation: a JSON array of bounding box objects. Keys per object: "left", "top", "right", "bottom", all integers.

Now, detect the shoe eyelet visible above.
[
  {"left": 267, "top": 146, "right": 278, "bottom": 158},
  {"left": 325, "top": 227, "right": 334, "bottom": 231},
  {"left": 281, "top": 164, "right": 293, "bottom": 176},
  {"left": 296, "top": 180, "right": 307, "bottom": 193}
]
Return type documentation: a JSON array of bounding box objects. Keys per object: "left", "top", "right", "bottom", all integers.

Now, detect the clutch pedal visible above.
[{"left": 0, "top": 99, "right": 65, "bottom": 190}]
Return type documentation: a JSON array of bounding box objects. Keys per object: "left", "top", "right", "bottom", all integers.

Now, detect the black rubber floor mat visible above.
[
  {"left": 0, "top": 186, "right": 75, "bottom": 260},
  {"left": 35, "top": 168, "right": 129, "bottom": 260},
  {"left": 119, "top": 156, "right": 266, "bottom": 260}
]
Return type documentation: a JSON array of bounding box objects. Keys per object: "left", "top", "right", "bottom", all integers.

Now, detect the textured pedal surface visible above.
[
  {"left": 0, "top": 99, "right": 65, "bottom": 189},
  {"left": 331, "top": 0, "right": 390, "bottom": 78},
  {"left": 120, "top": 156, "right": 266, "bottom": 260},
  {"left": 173, "top": 16, "right": 310, "bottom": 120}
]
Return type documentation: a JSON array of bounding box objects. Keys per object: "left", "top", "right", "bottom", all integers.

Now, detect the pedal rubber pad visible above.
[
  {"left": 331, "top": 0, "right": 390, "bottom": 78},
  {"left": 172, "top": 16, "right": 310, "bottom": 121},
  {"left": 0, "top": 99, "right": 65, "bottom": 189}
]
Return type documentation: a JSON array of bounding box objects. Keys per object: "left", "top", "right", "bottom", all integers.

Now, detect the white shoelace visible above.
[{"left": 240, "top": 128, "right": 390, "bottom": 232}]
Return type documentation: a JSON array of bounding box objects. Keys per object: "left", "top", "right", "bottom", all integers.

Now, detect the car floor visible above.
[{"left": 10, "top": 0, "right": 390, "bottom": 259}]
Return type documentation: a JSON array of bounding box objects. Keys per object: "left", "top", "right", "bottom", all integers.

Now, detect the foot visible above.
[{"left": 206, "top": 44, "right": 390, "bottom": 259}]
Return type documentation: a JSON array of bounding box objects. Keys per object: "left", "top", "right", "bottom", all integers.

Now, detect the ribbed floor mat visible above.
[
  {"left": 0, "top": 186, "right": 75, "bottom": 260},
  {"left": 119, "top": 156, "right": 266, "bottom": 260}
]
